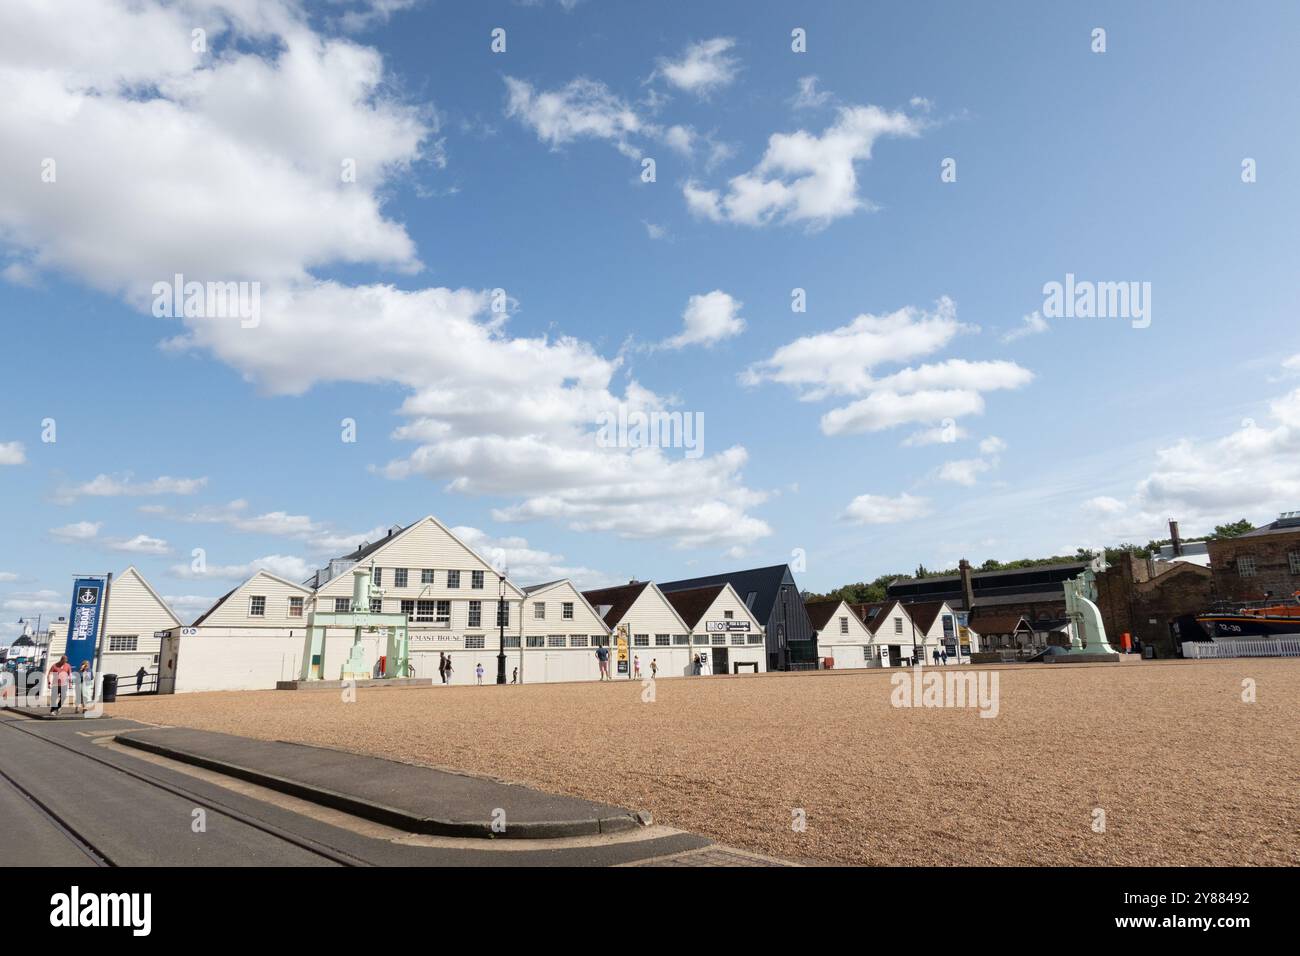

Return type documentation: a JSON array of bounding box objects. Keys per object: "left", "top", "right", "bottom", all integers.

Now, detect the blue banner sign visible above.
[{"left": 64, "top": 577, "right": 106, "bottom": 672}]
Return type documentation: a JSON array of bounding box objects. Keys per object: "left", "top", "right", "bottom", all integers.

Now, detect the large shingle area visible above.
[{"left": 108, "top": 660, "right": 1300, "bottom": 865}]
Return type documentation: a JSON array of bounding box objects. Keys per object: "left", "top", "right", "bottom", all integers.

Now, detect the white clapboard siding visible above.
[
  {"left": 521, "top": 580, "right": 610, "bottom": 638},
  {"left": 97, "top": 567, "right": 181, "bottom": 677},
  {"left": 195, "top": 570, "right": 312, "bottom": 629}
]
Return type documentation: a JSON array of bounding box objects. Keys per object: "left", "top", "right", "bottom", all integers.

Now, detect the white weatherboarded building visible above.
[
  {"left": 663, "top": 583, "right": 766, "bottom": 676},
  {"left": 160, "top": 570, "right": 314, "bottom": 693},
  {"left": 806, "top": 599, "right": 875, "bottom": 669},
  {"left": 46, "top": 567, "right": 180, "bottom": 693},
  {"left": 581, "top": 581, "right": 694, "bottom": 679},
  {"left": 851, "top": 600, "right": 918, "bottom": 667},
  {"left": 519, "top": 580, "right": 612, "bottom": 684}
]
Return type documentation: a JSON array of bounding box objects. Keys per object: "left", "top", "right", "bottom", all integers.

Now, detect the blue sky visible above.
[{"left": 3, "top": 0, "right": 1300, "bottom": 634}]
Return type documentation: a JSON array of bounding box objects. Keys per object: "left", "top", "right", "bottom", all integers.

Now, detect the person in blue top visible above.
[{"left": 595, "top": 643, "right": 610, "bottom": 681}]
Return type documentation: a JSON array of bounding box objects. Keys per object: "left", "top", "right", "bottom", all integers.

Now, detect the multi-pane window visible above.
[
  {"left": 840, "top": 616, "right": 849, "bottom": 635},
  {"left": 370, "top": 598, "right": 383, "bottom": 614},
  {"left": 747, "top": 632, "right": 762, "bottom": 644},
  {"left": 534, "top": 602, "right": 546, "bottom": 620},
  {"left": 465, "top": 635, "right": 486, "bottom": 649},
  {"left": 373, "top": 568, "right": 383, "bottom": 586},
  {"left": 334, "top": 598, "right": 350, "bottom": 613},
  {"left": 394, "top": 568, "right": 408, "bottom": 588},
  {"left": 1238, "top": 556, "right": 1257, "bottom": 577},
  {"left": 447, "top": 570, "right": 460, "bottom": 589},
  {"left": 288, "top": 596, "right": 304, "bottom": 618},
  {"left": 633, "top": 634, "right": 650, "bottom": 647},
  {"left": 693, "top": 634, "right": 708, "bottom": 645},
  {"left": 711, "top": 634, "right": 726, "bottom": 646},
  {"left": 108, "top": 635, "right": 138, "bottom": 652},
  {"left": 592, "top": 635, "right": 610, "bottom": 646},
  {"left": 526, "top": 635, "right": 545, "bottom": 648},
  {"left": 249, "top": 595, "right": 266, "bottom": 617},
  {"left": 562, "top": 602, "right": 574, "bottom": 620},
  {"left": 673, "top": 634, "right": 690, "bottom": 645},
  {"left": 471, "top": 570, "right": 484, "bottom": 589},
  {"left": 422, "top": 569, "right": 435, "bottom": 585},
  {"left": 724, "top": 610, "right": 734, "bottom": 619},
  {"left": 730, "top": 634, "right": 745, "bottom": 646},
  {"left": 496, "top": 602, "right": 510, "bottom": 627},
  {"left": 468, "top": 601, "right": 482, "bottom": 628},
  {"left": 547, "top": 635, "right": 566, "bottom": 647},
  {"left": 655, "top": 634, "right": 670, "bottom": 646},
  {"left": 415, "top": 600, "right": 436, "bottom": 622},
  {"left": 1290, "top": 552, "right": 1300, "bottom": 575},
  {"left": 569, "top": 635, "right": 589, "bottom": 647},
  {"left": 894, "top": 617, "right": 904, "bottom": 634},
  {"left": 436, "top": 600, "right": 450, "bottom": 626},
  {"left": 401, "top": 599, "right": 414, "bottom": 621},
  {"left": 504, "top": 636, "right": 521, "bottom": 648}
]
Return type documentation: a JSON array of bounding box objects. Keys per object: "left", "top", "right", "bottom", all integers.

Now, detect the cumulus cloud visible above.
[
  {"left": 54, "top": 474, "right": 207, "bottom": 503},
  {"left": 683, "top": 104, "right": 921, "bottom": 228},
  {"left": 50, "top": 521, "right": 102, "bottom": 542},
  {"left": 843, "top": 492, "right": 930, "bottom": 525},
  {"left": 0, "top": 1, "right": 771, "bottom": 554},
  {"left": 1084, "top": 495, "right": 1127, "bottom": 516},
  {"left": 743, "top": 298, "right": 1032, "bottom": 436},
  {"left": 659, "top": 290, "right": 745, "bottom": 349},
  {"left": 652, "top": 37, "right": 739, "bottom": 97},
  {"left": 452, "top": 526, "right": 612, "bottom": 590},
  {"left": 0, "top": 441, "right": 26, "bottom": 465},
  {"left": 2, "top": 590, "right": 66, "bottom": 614},
  {"left": 171, "top": 553, "right": 313, "bottom": 583},
  {"left": 790, "top": 75, "right": 833, "bottom": 110},
  {"left": 107, "top": 534, "right": 171, "bottom": 555},
  {"left": 1002, "top": 310, "right": 1049, "bottom": 343}
]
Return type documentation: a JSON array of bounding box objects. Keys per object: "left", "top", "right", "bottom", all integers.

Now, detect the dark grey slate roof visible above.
[{"left": 658, "top": 564, "right": 793, "bottom": 624}]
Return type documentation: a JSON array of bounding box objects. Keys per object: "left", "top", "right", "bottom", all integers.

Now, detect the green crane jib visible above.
[
  {"left": 1054, "top": 569, "right": 1119, "bottom": 661},
  {"left": 299, "top": 564, "right": 410, "bottom": 680}
]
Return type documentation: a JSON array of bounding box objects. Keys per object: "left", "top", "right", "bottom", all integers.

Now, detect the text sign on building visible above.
[
  {"left": 705, "top": 620, "right": 751, "bottom": 633},
  {"left": 64, "top": 577, "right": 106, "bottom": 672}
]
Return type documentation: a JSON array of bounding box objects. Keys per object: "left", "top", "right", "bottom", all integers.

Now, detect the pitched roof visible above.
[
  {"left": 580, "top": 581, "right": 651, "bottom": 626},
  {"left": 522, "top": 580, "right": 564, "bottom": 594},
  {"left": 191, "top": 585, "right": 238, "bottom": 627},
  {"left": 664, "top": 585, "right": 726, "bottom": 629},
  {"left": 850, "top": 600, "right": 907, "bottom": 635},
  {"left": 658, "top": 564, "right": 792, "bottom": 622},
  {"left": 335, "top": 523, "right": 409, "bottom": 563},
  {"left": 901, "top": 600, "right": 947, "bottom": 633},
  {"left": 967, "top": 612, "right": 1032, "bottom": 635},
  {"left": 118, "top": 566, "right": 183, "bottom": 628},
  {"left": 804, "top": 600, "right": 848, "bottom": 632}
]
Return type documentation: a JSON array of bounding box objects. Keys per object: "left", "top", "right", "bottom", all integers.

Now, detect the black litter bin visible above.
[{"left": 101, "top": 673, "right": 118, "bottom": 703}]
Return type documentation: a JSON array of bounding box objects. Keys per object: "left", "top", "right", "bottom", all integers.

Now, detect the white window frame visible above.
[
  {"left": 471, "top": 570, "right": 484, "bottom": 590},
  {"left": 1290, "top": 552, "right": 1300, "bottom": 575},
  {"left": 447, "top": 570, "right": 460, "bottom": 589},
  {"left": 840, "top": 616, "right": 849, "bottom": 635},
  {"left": 393, "top": 568, "right": 408, "bottom": 588},
  {"left": 287, "top": 596, "right": 304, "bottom": 618},
  {"left": 248, "top": 595, "right": 266, "bottom": 617},
  {"left": 1238, "top": 555, "right": 1257, "bottom": 577},
  {"left": 108, "top": 635, "right": 138, "bottom": 652},
  {"left": 534, "top": 602, "right": 546, "bottom": 620},
  {"left": 422, "top": 569, "right": 435, "bottom": 585},
  {"left": 562, "top": 602, "right": 574, "bottom": 620},
  {"left": 334, "top": 597, "right": 350, "bottom": 613},
  {"left": 468, "top": 600, "right": 482, "bottom": 628}
]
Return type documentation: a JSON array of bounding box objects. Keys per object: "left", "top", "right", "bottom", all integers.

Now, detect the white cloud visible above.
[
  {"left": 50, "top": 521, "right": 102, "bottom": 542},
  {"left": 660, "top": 290, "right": 745, "bottom": 349},
  {"left": 107, "top": 534, "right": 171, "bottom": 555},
  {"left": 902, "top": 423, "right": 967, "bottom": 447},
  {"left": 154, "top": 499, "right": 386, "bottom": 554},
  {"left": 938, "top": 436, "right": 1006, "bottom": 487},
  {"left": 0, "top": 1, "right": 770, "bottom": 555},
  {"left": 1084, "top": 495, "right": 1127, "bottom": 516},
  {"left": 0, "top": 441, "right": 25, "bottom": 465},
  {"left": 744, "top": 299, "right": 1032, "bottom": 436},
  {"left": 843, "top": 492, "right": 930, "bottom": 525},
  {"left": 0, "top": 572, "right": 19, "bottom": 582},
  {"left": 643, "top": 221, "right": 669, "bottom": 240},
  {"left": 55, "top": 473, "right": 208, "bottom": 502},
  {"left": 1002, "top": 310, "right": 1049, "bottom": 343},
  {"left": 1285, "top": 353, "right": 1300, "bottom": 370},
  {"left": 653, "top": 37, "right": 740, "bottom": 97},
  {"left": 1127, "top": 387, "right": 1300, "bottom": 530},
  {"left": 162, "top": 593, "right": 224, "bottom": 619},
  {"left": 451, "top": 526, "right": 612, "bottom": 589},
  {"left": 171, "top": 553, "right": 313, "bottom": 582},
  {"left": 2, "top": 590, "right": 65, "bottom": 614},
  {"left": 791, "top": 75, "right": 833, "bottom": 110},
  {"left": 504, "top": 76, "right": 646, "bottom": 158},
  {"left": 682, "top": 104, "right": 920, "bottom": 228},
  {"left": 979, "top": 436, "right": 1007, "bottom": 456}
]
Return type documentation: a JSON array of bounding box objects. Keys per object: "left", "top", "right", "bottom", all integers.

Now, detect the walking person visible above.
[
  {"left": 443, "top": 655, "right": 453, "bottom": 685},
  {"left": 932, "top": 647, "right": 941, "bottom": 666},
  {"left": 650, "top": 658, "right": 657, "bottom": 680},
  {"left": 475, "top": 662, "right": 484, "bottom": 685},
  {"left": 438, "top": 652, "right": 448, "bottom": 685},
  {"left": 940, "top": 647, "right": 948, "bottom": 666},
  {"left": 75, "top": 660, "right": 93, "bottom": 714},
  {"left": 633, "top": 655, "right": 641, "bottom": 679},
  {"left": 511, "top": 666, "right": 518, "bottom": 685},
  {"left": 47, "top": 655, "right": 72, "bottom": 715}
]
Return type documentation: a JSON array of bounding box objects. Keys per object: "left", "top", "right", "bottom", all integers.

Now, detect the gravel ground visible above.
[{"left": 109, "top": 659, "right": 1300, "bottom": 865}]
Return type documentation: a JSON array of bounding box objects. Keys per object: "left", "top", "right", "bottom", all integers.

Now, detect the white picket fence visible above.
[{"left": 1183, "top": 638, "right": 1300, "bottom": 659}]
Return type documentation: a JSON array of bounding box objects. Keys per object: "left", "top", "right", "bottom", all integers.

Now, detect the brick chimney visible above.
[
  {"left": 958, "top": 558, "right": 975, "bottom": 612},
  {"left": 1169, "top": 519, "right": 1183, "bottom": 558}
]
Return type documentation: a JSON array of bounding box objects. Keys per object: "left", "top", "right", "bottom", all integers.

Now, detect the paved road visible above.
[{"left": 0, "top": 713, "right": 716, "bottom": 867}]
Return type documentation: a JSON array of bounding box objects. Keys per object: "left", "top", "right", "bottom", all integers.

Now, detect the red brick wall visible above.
[{"left": 1208, "top": 531, "right": 1300, "bottom": 602}]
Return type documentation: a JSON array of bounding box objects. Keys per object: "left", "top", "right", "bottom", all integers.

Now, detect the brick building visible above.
[
  {"left": 1094, "top": 554, "right": 1213, "bottom": 657},
  {"left": 1207, "top": 512, "right": 1300, "bottom": 603}
]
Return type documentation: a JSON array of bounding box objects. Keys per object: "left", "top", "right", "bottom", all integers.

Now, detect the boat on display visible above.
[{"left": 1196, "top": 592, "right": 1300, "bottom": 639}]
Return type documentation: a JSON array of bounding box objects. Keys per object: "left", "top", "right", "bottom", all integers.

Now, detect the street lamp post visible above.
[{"left": 496, "top": 574, "right": 507, "bottom": 684}]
